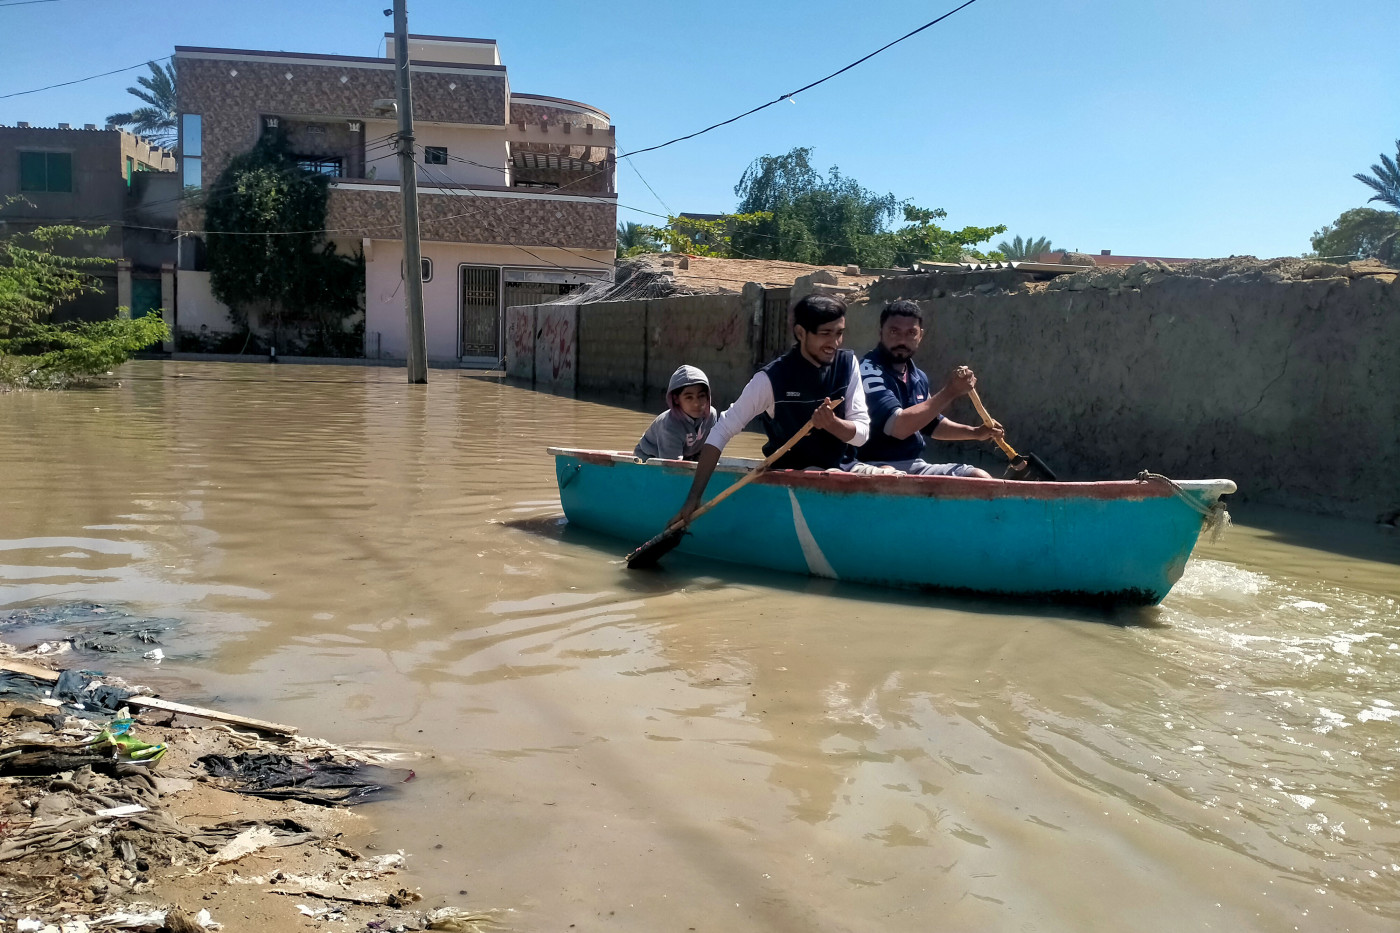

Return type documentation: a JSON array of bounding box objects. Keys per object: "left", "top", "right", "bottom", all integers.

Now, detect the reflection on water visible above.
[{"left": 1, "top": 361, "right": 1397, "bottom": 932}]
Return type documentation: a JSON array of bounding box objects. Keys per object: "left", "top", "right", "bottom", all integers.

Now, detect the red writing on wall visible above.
[
  {"left": 506, "top": 310, "right": 534, "bottom": 370},
  {"left": 538, "top": 309, "right": 576, "bottom": 382},
  {"left": 656, "top": 312, "right": 743, "bottom": 353}
]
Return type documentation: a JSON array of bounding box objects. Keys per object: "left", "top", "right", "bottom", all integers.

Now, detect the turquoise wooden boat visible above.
[{"left": 549, "top": 448, "right": 1236, "bottom": 606}]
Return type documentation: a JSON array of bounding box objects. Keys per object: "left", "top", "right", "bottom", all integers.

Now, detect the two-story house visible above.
[
  {"left": 0, "top": 122, "right": 177, "bottom": 323},
  {"left": 175, "top": 34, "right": 617, "bottom": 364}
]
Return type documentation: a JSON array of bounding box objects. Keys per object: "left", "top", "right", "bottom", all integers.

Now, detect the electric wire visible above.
[
  {"left": 616, "top": 0, "right": 983, "bottom": 160},
  {"left": 0, "top": 55, "right": 172, "bottom": 100}
]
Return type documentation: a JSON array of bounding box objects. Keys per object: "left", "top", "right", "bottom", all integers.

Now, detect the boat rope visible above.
[{"left": 1137, "top": 471, "right": 1232, "bottom": 543}]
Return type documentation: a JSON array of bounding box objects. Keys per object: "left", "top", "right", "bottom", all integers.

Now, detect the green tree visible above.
[
  {"left": 0, "top": 219, "right": 168, "bottom": 387},
  {"left": 203, "top": 132, "right": 364, "bottom": 352},
  {"left": 637, "top": 212, "right": 772, "bottom": 257},
  {"left": 731, "top": 148, "right": 898, "bottom": 265},
  {"left": 106, "top": 61, "right": 177, "bottom": 147},
  {"left": 879, "top": 206, "right": 1007, "bottom": 266},
  {"left": 995, "top": 235, "right": 1055, "bottom": 260},
  {"left": 1355, "top": 139, "right": 1400, "bottom": 211},
  {"left": 1309, "top": 207, "right": 1400, "bottom": 262},
  {"left": 617, "top": 221, "right": 659, "bottom": 257},
  {"left": 728, "top": 147, "right": 1004, "bottom": 267}
]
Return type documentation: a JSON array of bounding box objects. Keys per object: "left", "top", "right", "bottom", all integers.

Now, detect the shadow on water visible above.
[
  {"left": 502, "top": 514, "right": 1165, "bottom": 630},
  {"left": 1225, "top": 501, "right": 1400, "bottom": 567}
]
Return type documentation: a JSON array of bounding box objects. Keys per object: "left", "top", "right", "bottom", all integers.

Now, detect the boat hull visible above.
[{"left": 550, "top": 449, "right": 1235, "bottom": 605}]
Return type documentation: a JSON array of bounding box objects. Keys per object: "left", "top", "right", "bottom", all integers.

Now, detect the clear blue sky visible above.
[{"left": 2, "top": 0, "right": 1396, "bottom": 258}]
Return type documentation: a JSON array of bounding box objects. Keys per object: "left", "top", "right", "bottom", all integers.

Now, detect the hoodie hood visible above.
[
  {"left": 634, "top": 365, "right": 718, "bottom": 461},
  {"left": 667, "top": 364, "right": 710, "bottom": 396},
  {"left": 667, "top": 364, "right": 712, "bottom": 417}
]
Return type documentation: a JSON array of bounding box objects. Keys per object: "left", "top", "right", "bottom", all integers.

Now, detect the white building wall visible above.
[
  {"left": 175, "top": 270, "right": 233, "bottom": 335},
  {"left": 363, "top": 238, "right": 612, "bottom": 362},
  {"left": 363, "top": 121, "right": 507, "bottom": 187}
]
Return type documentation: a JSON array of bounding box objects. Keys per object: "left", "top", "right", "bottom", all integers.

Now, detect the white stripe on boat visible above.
[{"left": 789, "top": 489, "right": 838, "bottom": 579}]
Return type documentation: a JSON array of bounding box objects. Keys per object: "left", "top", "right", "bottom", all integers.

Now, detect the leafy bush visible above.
[{"left": 0, "top": 216, "right": 168, "bottom": 388}]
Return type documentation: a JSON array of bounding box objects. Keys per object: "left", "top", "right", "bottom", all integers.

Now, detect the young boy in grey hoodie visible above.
[{"left": 634, "top": 364, "right": 718, "bottom": 461}]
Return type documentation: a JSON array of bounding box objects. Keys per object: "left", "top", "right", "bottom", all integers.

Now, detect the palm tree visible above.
[
  {"left": 995, "top": 235, "right": 1055, "bottom": 260},
  {"left": 106, "top": 61, "right": 177, "bottom": 147},
  {"left": 1355, "top": 140, "right": 1400, "bottom": 211},
  {"left": 616, "top": 221, "right": 659, "bottom": 257}
]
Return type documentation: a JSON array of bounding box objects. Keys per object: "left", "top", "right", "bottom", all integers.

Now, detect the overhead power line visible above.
[
  {"left": 618, "top": 0, "right": 983, "bottom": 159},
  {"left": 0, "top": 55, "right": 171, "bottom": 100}
]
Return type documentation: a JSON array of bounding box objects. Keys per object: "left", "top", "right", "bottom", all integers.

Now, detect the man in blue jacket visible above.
[{"left": 858, "top": 299, "right": 1003, "bottom": 477}]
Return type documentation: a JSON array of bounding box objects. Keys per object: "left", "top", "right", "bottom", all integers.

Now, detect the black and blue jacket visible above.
[
  {"left": 760, "top": 346, "right": 857, "bottom": 470},
  {"left": 857, "top": 345, "right": 943, "bottom": 463}
]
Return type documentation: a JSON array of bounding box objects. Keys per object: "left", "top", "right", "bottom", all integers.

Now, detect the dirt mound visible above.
[{"left": 1044, "top": 255, "right": 1395, "bottom": 292}]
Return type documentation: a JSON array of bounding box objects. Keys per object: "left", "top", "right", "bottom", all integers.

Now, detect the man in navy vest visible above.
[
  {"left": 670, "top": 294, "right": 870, "bottom": 524},
  {"left": 858, "top": 299, "right": 1003, "bottom": 477}
]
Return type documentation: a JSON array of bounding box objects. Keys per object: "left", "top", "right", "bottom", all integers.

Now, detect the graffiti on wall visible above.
[
  {"left": 653, "top": 311, "right": 744, "bottom": 354},
  {"left": 505, "top": 307, "right": 536, "bottom": 379},
  {"left": 536, "top": 306, "right": 577, "bottom": 387}
]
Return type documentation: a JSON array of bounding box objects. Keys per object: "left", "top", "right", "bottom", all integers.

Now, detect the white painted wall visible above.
[
  {"left": 175, "top": 270, "right": 234, "bottom": 334},
  {"left": 363, "top": 238, "right": 612, "bottom": 362},
  {"left": 364, "top": 121, "right": 507, "bottom": 187}
]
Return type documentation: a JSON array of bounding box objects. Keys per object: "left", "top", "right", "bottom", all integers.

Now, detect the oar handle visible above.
[
  {"left": 685, "top": 397, "right": 840, "bottom": 525},
  {"left": 967, "top": 388, "right": 1020, "bottom": 460}
]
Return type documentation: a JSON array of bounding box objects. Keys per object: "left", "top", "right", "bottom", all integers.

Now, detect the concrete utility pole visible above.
[{"left": 393, "top": 0, "right": 428, "bottom": 383}]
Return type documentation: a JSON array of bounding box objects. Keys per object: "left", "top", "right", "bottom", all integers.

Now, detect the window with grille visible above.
[
  {"left": 296, "top": 157, "right": 343, "bottom": 177},
  {"left": 424, "top": 146, "right": 447, "bottom": 165}
]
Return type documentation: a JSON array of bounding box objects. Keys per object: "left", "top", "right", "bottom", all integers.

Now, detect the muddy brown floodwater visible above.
[{"left": 2, "top": 360, "right": 1398, "bottom": 932}]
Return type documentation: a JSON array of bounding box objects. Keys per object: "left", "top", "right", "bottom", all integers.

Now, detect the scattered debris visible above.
[
  {"left": 0, "top": 639, "right": 481, "bottom": 933},
  {"left": 199, "top": 752, "right": 414, "bottom": 806}
]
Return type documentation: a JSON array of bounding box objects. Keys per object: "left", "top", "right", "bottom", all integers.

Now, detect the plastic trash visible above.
[{"left": 87, "top": 717, "right": 167, "bottom": 764}]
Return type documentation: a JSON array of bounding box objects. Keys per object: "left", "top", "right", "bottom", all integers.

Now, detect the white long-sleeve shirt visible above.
[{"left": 704, "top": 360, "right": 869, "bottom": 452}]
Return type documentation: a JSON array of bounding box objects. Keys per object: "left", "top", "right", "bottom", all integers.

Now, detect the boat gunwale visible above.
[{"left": 547, "top": 448, "right": 1237, "bottom": 503}]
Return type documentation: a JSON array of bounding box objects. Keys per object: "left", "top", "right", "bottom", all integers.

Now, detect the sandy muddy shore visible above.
[{"left": 0, "top": 645, "right": 490, "bottom": 933}]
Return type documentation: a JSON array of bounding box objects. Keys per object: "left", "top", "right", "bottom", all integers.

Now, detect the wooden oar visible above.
[
  {"left": 626, "top": 399, "right": 839, "bottom": 569},
  {"left": 967, "top": 389, "right": 1057, "bottom": 481}
]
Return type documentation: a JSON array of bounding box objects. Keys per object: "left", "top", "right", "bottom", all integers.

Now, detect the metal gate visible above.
[
  {"left": 503, "top": 280, "right": 583, "bottom": 310},
  {"left": 461, "top": 265, "right": 502, "bottom": 357},
  {"left": 761, "top": 287, "right": 792, "bottom": 362},
  {"left": 131, "top": 278, "right": 162, "bottom": 318}
]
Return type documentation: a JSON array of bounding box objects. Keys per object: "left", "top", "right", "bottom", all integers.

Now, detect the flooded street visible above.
[{"left": 2, "top": 360, "right": 1398, "bottom": 932}]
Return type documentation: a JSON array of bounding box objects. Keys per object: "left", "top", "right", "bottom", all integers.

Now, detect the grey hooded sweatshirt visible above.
[{"left": 633, "top": 364, "right": 718, "bottom": 461}]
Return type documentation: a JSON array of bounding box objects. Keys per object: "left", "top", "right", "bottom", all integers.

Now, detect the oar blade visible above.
[
  {"left": 626, "top": 525, "right": 686, "bottom": 569},
  {"left": 1003, "top": 452, "right": 1057, "bottom": 482}
]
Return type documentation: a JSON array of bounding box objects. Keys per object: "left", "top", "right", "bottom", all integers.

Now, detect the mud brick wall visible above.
[
  {"left": 504, "top": 306, "right": 535, "bottom": 380},
  {"left": 516, "top": 294, "right": 753, "bottom": 411},
  {"left": 643, "top": 295, "right": 749, "bottom": 410},
  {"left": 578, "top": 301, "right": 647, "bottom": 396},
  {"left": 535, "top": 304, "right": 578, "bottom": 392}
]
